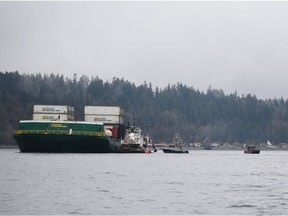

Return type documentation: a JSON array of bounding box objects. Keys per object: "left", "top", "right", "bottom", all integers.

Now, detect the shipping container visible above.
[
  {"left": 84, "top": 106, "right": 124, "bottom": 116},
  {"left": 84, "top": 114, "right": 124, "bottom": 124},
  {"left": 33, "top": 114, "right": 74, "bottom": 121},
  {"left": 33, "top": 105, "right": 74, "bottom": 115}
]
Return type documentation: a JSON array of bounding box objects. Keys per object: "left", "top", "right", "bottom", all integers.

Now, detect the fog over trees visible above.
[{"left": 1, "top": 71, "right": 288, "bottom": 146}]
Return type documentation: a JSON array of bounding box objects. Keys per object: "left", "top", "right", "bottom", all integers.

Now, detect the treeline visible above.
[{"left": 1, "top": 71, "right": 288, "bottom": 146}]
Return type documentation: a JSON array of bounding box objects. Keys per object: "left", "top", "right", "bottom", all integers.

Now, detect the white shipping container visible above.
[
  {"left": 33, "top": 105, "right": 74, "bottom": 114},
  {"left": 85, "top": 114, "right": 124, "bottom": 124},
  {"left": 33, "top": 113, "right": 74, "bottom": 121},
  {"left": 84, "top": 106, "right": 124, "bottom": 116}
]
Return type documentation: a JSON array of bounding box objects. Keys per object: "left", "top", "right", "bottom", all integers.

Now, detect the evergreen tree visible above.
[{"left": 2, "top": 71, "right": 288, "bottom": 146}]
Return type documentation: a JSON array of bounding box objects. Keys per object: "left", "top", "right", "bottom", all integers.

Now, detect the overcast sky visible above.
[{"left": 1, "top": 1, "right": 288, "bottom": 99}]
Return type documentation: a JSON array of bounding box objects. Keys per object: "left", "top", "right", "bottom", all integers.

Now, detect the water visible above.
[{"left": 1, "top": 149, "right": 288, "bottom": 215}]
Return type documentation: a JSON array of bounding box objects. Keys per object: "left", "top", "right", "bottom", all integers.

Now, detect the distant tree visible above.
[{"left": 2, "top": 71, "right": 288, "bottom": 145}]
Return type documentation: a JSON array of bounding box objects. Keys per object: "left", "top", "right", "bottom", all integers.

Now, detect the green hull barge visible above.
[{"left": 13, "top": 120, "right": 121, "bottom": 153}]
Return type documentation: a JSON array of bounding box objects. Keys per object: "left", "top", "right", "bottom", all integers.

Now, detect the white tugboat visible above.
[{"left": 116, "top": 122, "right": 146, "bottom": 153}]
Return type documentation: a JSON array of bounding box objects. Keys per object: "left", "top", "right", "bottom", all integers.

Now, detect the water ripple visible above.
[
  {"left": 228, "top": 204, "right": 257, "bottom": 208},
  {"left": 2, "top": 149, "right": 288, "bottom": 215}
]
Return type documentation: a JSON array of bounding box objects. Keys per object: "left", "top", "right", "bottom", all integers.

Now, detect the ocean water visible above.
[{"left": 1, "top": 149, "right": 288, "bottom": 215}]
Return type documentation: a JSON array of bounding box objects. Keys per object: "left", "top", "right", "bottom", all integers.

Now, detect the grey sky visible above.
[{"left": 1, "top": 1, "right": 288, "bottom": 99}]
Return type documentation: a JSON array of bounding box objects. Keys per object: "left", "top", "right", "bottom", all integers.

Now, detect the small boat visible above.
[
  {"left": 244, "top": 145, "right": 260, "bottom": 154},
  {"left": 162, "top": 133, "right": 189, "bottom": 154},
  {"left": 144, "top": 134, "right": 157, "bottom": 153},
  {"left": 162, "top": 148, "right": 189, "bottom": 153},
  {"left": 266, "top": 139, "right": 276, "bottom": 149},
  {"left": 203, "top": 144, "right": 212, "bottom": 150}
]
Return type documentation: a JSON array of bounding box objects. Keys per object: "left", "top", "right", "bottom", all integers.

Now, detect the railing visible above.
[{"left": 13, "top": 130, "right": 106, "bottom": 137}]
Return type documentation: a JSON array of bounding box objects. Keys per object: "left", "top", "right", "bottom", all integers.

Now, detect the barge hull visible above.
[{"left": 14, "top": 134, "right": 119, "bottom": 153}]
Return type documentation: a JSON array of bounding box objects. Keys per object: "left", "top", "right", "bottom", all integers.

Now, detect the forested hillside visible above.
[{"left": 1, "top": 71, "right": 288, "bottom": 146}]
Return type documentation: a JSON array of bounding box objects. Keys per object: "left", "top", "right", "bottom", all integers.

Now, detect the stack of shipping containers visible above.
[
  {"left": 33, "top": 105, "right": 75, "bottom": 121},
  {"left": 84, "top": 106, "right": 125, "bottom": 140}
]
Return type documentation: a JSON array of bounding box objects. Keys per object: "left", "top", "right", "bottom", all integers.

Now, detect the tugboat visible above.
[
  {"left": 116, "top": 122, "right": 146, "bottom": 153},
  {"left": 244, "top": 145, "right": 260, "bottom": 154},
  {"left": 162, "top": 133, "right": 189, "bottom": 154}
]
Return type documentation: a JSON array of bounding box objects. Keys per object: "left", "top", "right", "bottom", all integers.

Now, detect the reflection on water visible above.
[{"left": 1, "top": 149, "right": 288, "bottom": 214}]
